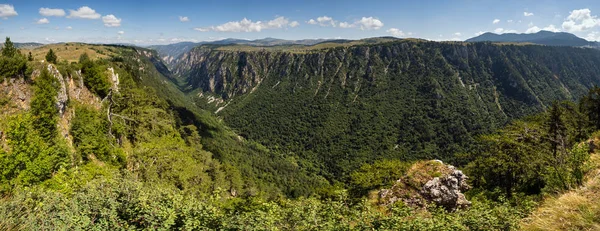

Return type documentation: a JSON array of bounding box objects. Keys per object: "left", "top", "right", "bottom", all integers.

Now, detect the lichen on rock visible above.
[{"left": 377, "top": 160, "right": 471, "bottom": 211}]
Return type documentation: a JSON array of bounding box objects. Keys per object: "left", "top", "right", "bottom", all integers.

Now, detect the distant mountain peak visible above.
[{"left": 466, "top": 31, "right": 595, "bottom": 47}]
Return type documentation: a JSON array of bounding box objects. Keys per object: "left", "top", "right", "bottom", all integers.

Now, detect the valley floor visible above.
[{"left": 521, "top": 152, "right": 600, "bottom": 230}]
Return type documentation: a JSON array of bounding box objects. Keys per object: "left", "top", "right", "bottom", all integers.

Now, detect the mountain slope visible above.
[
  {"left": 148, "top": 38, "right": 332, "bottom": 66},
  {"left": 172, "top": 40, "right": 600, "bottom": 178},
  {"left": 466, "top": 31, "right": 594, "bottom": 47}
]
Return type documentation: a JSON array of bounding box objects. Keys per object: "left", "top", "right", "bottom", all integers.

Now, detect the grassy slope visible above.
[
  {"left": 521, "top": 146, "right": 600, "bottom": 230},
  {"left": 29, "top": 43, "right": 113, "bottom": 63}
]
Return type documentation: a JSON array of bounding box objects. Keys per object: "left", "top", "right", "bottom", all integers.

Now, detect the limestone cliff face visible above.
[
  {"left": 169, "top": 41, "right": 600, "bottom": 172},
  {"left": 173, "top": 41, "right": 599, "bottom": 112}
]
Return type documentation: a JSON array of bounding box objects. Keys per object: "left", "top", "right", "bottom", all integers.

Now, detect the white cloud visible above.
[
  {"left": 493, "top": 19, "right": 500, "bottom": 24},
  {"left": 39, "top": 8, "right": 65, "bottom": 17},
  {"left": 317, "top": 16, "right": 336, "bottom": 27},
  {"left": 494, "top": 28, "right": 518, "bottom": 34},
  {"left": 102, "top": 14, "right": 121, "bottom": 27},
  {"left": 118, "top": 30, "right": 125, "bottom": 35},
  {"left": 36, "top": 18, "right": 50, "bottom": 24},
  {"left": 524, "top": 12, "right": 534, "bottom": 17},
  {"left": 525, "top": 24, "right": 561, "bottom": 33},
  {"left": 197, "top": 16, "right": 297, "bottom": 32},
  {"left": 507, "top": 20, "right": 514, "bottom": 23},
  {"left": 387, "top": 28, "right": 405, "bottom": 37},
  {"left": 66, "top": 26, "right": 72, "bottom": 30},
  {"left": 67, "top": 6, "right": 101, "bottom": 19},
  {"left": 307, "top": 19, "right": 317, "bottom": 24},
  {"left": 339, "top": 21, "right": 354, "bottom": 28},
  {"left": 543, "top": 24, "right": 560, "bottom": 32},
  {"left": 585, "top": 31, "right": 600, "bottom": 41},
  {"left": 356, "top": 17, "right": 383, "bottom": 30},
  {"left": 454, "top": 32, "right": 462, "bottom": 36},
  {"left": 475, "top": 31, "right": 485, "bottom": 36},
  {"left": 562, "top": 9, "right": 600, "bottom": 32},
  {"left": 0, "top": 4, "right": 18, "bottom": 18},
  {"left": 179, "top": 16, "right": 189, "bottom": 22},
  {"left": 193, "top": 27, "right": 210, "bottom": 32},
  {"left": 525, "top": 26, "right": 541, "bottom": 33}
]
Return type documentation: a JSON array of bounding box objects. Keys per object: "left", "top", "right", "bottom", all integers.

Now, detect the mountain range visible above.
[{"left": 466, "top": 30, "right": 597, "bottom": 47}]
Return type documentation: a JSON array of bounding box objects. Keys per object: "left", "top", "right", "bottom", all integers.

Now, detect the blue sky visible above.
[{"left": 1, "top": 0, "right": 600, "bottom": 45}]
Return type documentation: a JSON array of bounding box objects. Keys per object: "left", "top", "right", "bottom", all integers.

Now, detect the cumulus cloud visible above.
[
  {"left": 179, "top": 16, "right": 189, "bottom": 22},
  {"left": 102, "top": 14, "right": 121, "bottom": 27},
  {"left": 321, "top": 16, "right": 383, "bottom": 30},
  {"left": 0, "top": 4, "right": 18, "bottom": 18},
  {"left": 307, "top": 19, "right": 317, "bottom": 24},
  {"left": 493, "top": 19, "right": 500, "bottom": 24},
  {"left": 494, "top": 28, "right": 518, "bottom": 34},
  {"left": 118, "top": 30, "right": 125, "bottom": 35},
  {"left": 316, "top": 16, "right": 336, "bottom": 27},
  {"left": 507, "top": 20, "right": 514, "bottom": 23},
  {"left": 36, "top": 18, "right": 50, "bottom": 24},
  {"left": 39, "top": 8, "right": 65, "bottom": 17},
  {"left": 387, "top": 28, "right": 405, "bottom": 37},
  {"left": 66, "top": 26, "right": 72, "bottom": 30},
  {"left": 585, "top": 31, "right": 600, "bottom": 41},
  {"left": 339, "top": 21, "right": 354, "bottom": 28},
  {"left": 68, "top": 6, "right": 100, "bottom": 19},
  {"left": 195, "top": 16, "right": 298, "bottom": 32},
  {"left": 475, "top": 31, "right": 485, "bottom": 36},
  {"left": 562, "top": 9, "right": 600, "bottom": 32},
  {"left": 355, "top": 17, "right": 383, "bottom": 30},
  {"left": 524, "top": 12, "right": 534, "bottom": 17}
]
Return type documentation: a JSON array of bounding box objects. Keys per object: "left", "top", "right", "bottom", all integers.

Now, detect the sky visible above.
[{"left": 1, "top": 0, "right": 600, "bottom": 45}]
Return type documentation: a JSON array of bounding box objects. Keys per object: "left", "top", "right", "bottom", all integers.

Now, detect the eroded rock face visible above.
[
  {"left": 47, "top": 64, "right": 68, "bottom": 116},
  {"left": 420, "top": 167, "right": 471, "bottom": 211},
  {"left": 377, "top": 160, "right": 471, "bottom": 211}
]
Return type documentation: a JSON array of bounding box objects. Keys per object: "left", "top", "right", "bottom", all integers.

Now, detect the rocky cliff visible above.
[{"left": 171, "top": 40, "right": 600, "bottom": 176}]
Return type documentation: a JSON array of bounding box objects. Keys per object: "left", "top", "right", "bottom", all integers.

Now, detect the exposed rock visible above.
[
  {"left": 108, "top": 67, "right": 119, "bottom": 93},
  {"left": 47, "top": 64, "right": 68, "bottom": 116},
  {"left": 420, "top": 166, "right": 471, "bottom": 211},
  {"left": 377, "top": 160, "right": 471, "bottom": 211}
]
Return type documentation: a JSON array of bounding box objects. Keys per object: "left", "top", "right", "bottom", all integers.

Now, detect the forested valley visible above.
[{"left": 2, "top": 36, "right": 600, "bottom": 230}]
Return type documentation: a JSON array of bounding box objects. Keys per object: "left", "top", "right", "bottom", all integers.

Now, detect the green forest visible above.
[{"left": 2, "top": 37, "right": 600, "bottom": 230}]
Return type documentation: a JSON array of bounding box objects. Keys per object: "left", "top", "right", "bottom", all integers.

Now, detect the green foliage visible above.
[
  {"left": 0, "top": 37, "right": 28, "bottom": 81},
  {"left": 45, "top": 49, "right": 57, "bottom": 64},
  {"left": 349, "top": 159, "right": 412, "bottom": 197},
  {"left": 0, "top": 177, "right": 526, "bottom": 230},
  {"left": 70, "top": 104, "right": 123, "bottom": 164},
  {"left": 467, "top": 98, "right": 593, "bottom": 197},
  {"left": 0, "top": 114, "right": 69, "bottom": 193},
  {"left": 180, "top": 41, "right": 600, "bottom": 182},
  {"left": 30, "top": 68, "right": 59, "bottom": 142},
  {"left": 79, "top": 53, "right": 110, "bottom": 98},
  {"left": 1, "top": 37, "right": 17, "bottom": 57},
  {"left": 27, "top": 51, "right": 33, "bottom": 61}
]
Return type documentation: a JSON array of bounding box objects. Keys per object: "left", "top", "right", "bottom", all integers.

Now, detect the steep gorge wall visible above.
[{"left": 173, "top": 41, "right": 600, "bottom": 176}]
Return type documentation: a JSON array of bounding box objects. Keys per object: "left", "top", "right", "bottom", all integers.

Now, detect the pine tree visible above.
[
  {"left": 45, "top": 49, "right": 57, "bottom": 64},
  {"left": 1, "top": 37, "right": 17, "bottom": 57},
  {"left": 28, "top": 52, "right": 33, "bottom": 61}
]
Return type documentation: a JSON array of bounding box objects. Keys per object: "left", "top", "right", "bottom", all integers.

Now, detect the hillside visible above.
[
  {"left": 4, "top": 36, "right": 600, "bottom": 229},
  {"left": 521, "top": 146, "right": 600, "bottom": 230},
  {"left": 171, "top": 40, "right": 600, "bottom": 178},
  {"left": 148, "top": 38, "right": 334, "bottom": 66},
  {"left": 466, "top": 31, "right": 595, "bottom": 47}
]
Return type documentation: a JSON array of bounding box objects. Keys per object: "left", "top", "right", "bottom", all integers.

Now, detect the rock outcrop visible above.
[
  {"left": 420, "top": 166, "right": 471, "bottom": 210},
  {"left": 377, "top": 160, "right": 471, "bottom": 211},
  {"left": 47, "top": 64, "right": 68, "bottom": 116}
]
